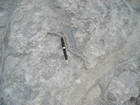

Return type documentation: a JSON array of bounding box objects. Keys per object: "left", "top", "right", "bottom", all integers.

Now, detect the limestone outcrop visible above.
[{"left": 0, "top": 0, "right": 140, "bottom": 105}]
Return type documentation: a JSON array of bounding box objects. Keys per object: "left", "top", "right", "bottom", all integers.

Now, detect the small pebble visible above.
[{"left": 108, "top": 93, "right": 117, "bottom": 101}]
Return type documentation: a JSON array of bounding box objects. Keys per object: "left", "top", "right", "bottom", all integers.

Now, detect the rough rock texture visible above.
[{"left": 0, "top": 0, "right": 140, "bottom": 105}]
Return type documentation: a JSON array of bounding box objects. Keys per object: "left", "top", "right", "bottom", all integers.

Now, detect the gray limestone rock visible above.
[{"left": 0, "top": 0, "right": 140, "bottom": 105}]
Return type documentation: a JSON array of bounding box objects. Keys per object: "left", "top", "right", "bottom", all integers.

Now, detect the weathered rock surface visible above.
[{"left": 0, "top": 0, "right": 140, "bottom": 105}]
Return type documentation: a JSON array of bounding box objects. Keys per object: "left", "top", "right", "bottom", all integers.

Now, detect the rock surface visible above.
[{"left": 0, "top": 0, "right": 140, "bottom": 105}]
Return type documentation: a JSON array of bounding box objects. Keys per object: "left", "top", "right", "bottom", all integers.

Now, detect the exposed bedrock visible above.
[{"left": 0, "top": 0, "right": 140, "bottom": 105}]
